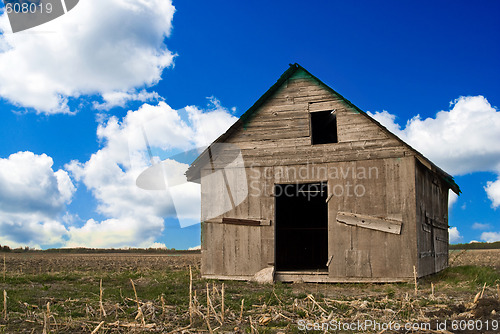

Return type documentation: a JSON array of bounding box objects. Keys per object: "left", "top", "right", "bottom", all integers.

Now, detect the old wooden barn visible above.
[{"left": 186, "top": 63, "right": 460, "bottom": 283}]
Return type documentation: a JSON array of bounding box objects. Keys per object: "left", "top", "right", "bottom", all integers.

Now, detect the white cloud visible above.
[
  {"left": 150, "top": 242, "right": 167, "bottom": 249},
  {"left": 0, "top": 0, "right": 175, "bottom": 114},
  {"left": 65, "top": 99, "right": 237, "bottom": 248},
  {"left": 186, "top": 97, "right": 238, "bottom": 147},
  {"left": 93, "top": 90, "right": 164, "bottom": 111},
  {"left": 480, "top": 232, "right": 500, "bottom": 243},
  {"left": 0, "top": 98, "right": 236, "bottom": 249},
  {"left": 485, "top": 179, "right": 500, "bottom": 208},
  {"left": 0, "top": 152, "right": 75, "bottom": 248},
  {"left": 448, "top": 190, "right": 458, "bottom": 208},
  {"left": 65, "top": 216, "right": 165, "bottom": 249},
  {"left": 188, "top": 245, "right": 201, "bottom": 250},
  {"left": 368, "top": 96, "right": 500, "bottom": 208},
  {"left": 472, "top": 222, "right": 491, "bottom": 230},
  {"left": 448, "top": 227, "right": 462, "bottom": 243},
  {"left": 368, "top": 96, "right": 500, "bottom": 175}
]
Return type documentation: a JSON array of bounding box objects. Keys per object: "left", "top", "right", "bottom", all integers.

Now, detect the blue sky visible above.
[{"left": 0, "top": 0, "right": 499, "bottom": 249}]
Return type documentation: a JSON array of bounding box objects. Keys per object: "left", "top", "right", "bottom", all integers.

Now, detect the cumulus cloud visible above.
[
  {"left": 368, "top": 96, "right": 500, "bottom": 175},
  {"left": 0, "top": 0, "right": 175, "bottom": 114},
  {"left": 448, "top": 227, "right": 462, "bottom": 243},
  {"left": 480, "top": 232, "right": 500, "bottom": 243},
  {"left": 150, "top": 242, "right": 168, "bottom": 249},
  {"left": 65, "top": 100, "right": 237, "bottom": 248},
  {"left": 368, "top": 96, "right": 500, "bottom": 208},
  {"left": 485, "top": 179, "right": 500, "bottom": 208},
  {"left": 0, "top": 152, "right": 75, "bottom": 248},
  {"left": 0, "top": 98, "right": 236, "bottom": 249}
]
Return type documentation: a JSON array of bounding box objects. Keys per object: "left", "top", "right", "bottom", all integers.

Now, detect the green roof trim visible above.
[
  {"left": 186, "top": 63, "right": 460, "bottom": 194},
  {"left": 240, "top": 64, "right": 300, "bottom": 129}
]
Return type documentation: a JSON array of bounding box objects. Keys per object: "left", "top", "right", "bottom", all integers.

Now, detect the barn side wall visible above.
[
  {"left": 415, "top": 160, "right": 450, "bottom": 277},
  {"left": 327, "top": 157, "right": 417, "bottom": 280}
]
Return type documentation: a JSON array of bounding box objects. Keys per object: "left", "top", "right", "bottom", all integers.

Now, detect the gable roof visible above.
[{"left": 186, "top": 63, "right": 460, "bottom": 194}]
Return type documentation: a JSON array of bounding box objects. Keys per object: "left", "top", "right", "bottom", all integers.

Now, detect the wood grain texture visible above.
[{"left": 336, "top": 212, "right": 402, "bottom": 235}]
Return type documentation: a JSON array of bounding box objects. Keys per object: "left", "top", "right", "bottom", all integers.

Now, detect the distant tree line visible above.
[
  {"left": 450, "top": 241, "right": 500, "bottom": 250},
  {"left": 0, "top": 245, "right": 200, "bottom": 254},
  {"left": 42, "top": 247, "right": 198, "bottom": 254},
  {"left": 0, "top": 245, "right": 34, "bottom": 252}
]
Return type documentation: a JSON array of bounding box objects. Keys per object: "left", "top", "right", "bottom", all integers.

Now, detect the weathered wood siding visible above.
[
  {"left": 200, "top": 166, "right": 274, "bottom": 278},
  {"left": 327, "top": 157, "right": 417, "bottom": 279},
  {"left": 225, "top": 69, "right": 406, "bottom": 166},
  {"left": 415, "top": 160, "right": 449, "bottom": 277},
  {"left": 200, "top": 69, "right": 427, "bottom": 281}
]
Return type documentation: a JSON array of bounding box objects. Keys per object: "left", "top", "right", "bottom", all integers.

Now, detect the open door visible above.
[{"left": 275, "top": 182, "right": 328, "bottom": 271}]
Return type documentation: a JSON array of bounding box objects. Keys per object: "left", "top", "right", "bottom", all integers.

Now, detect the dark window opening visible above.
[
  {"left": 311, "top": 110, "right": 338, "bottom": 144},
  {"left": 275, "top": 183, "right": 328, "bottom": 271}
]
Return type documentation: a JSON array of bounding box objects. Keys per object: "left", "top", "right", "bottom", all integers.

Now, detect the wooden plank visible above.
[
  {"left": 345, "top": 250, "right": 372, "bottom": 277},
  {"left": 201, "top": 222, "right": 212, "bottom": 275},
  {"left": 235, "top": 225, "right": 250, "bottom": 275},
  {"left": 211, "top": 223, "right": 224, "bottom": 274},
  {"left": 248, "top": 226, "right": 262, "bottom": 273},
  {"left": 236, "top": 138, "right": 402, "bottom": 156},
  {"left": 309, "top": 101, "right": 338, "bottom": 112},
  {"left": 227, "top": 129, "right": 309, "bottom": 143},
  {"left": 214, "top": 147, "right": 408, "bottom": 169},
  {"left": 202, "top": 274, "right": 254, "bottom": 281},
  {"left": 261, "top": 225, "right": 274, "bottom": 267},
  {"left": 248, "top": 166, "right": 263, "bottom": 219},
  {"left": 337, "top": 211, "right": 402, "bottom": 235},
  {"left": 294, "top": 93, "right": 338, "bottom": 103},
  {"left": 243, "top": 118, "right": 309, "bottom": 130},
  {"left": 206, "top": 271, "right": 412, "bottom": 283},
  {"left": 233, "top": 137, "right": 311, "bottom": 150},
  {"left": 254, "top": 103, "right": 307, "bottom": 113},
  {"left": 222, "top": 218, "right": 260, "bottom": 226},
  {"left": 275, "top": 274, "right": 410, "bottom": 283},
  {"left": 204, "top": 218, "right": 271, "bottom": 226},
  {"left": 223, "top": 224, "right": 236, "bottom": 275}
]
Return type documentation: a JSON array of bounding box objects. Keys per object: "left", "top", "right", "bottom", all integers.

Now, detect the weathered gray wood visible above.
[
  {"left": 204, "top": 218, "right": 271, "bottom": 226},
  {"left": 208, "top": 147, "right": 409, "bottom": 169},
  {"left": 345, "top": 250, "right": 372, "bottom": 277},
  {"left": 210, "top": 222, "right": 224, "bottom": 274},
  {"left": 309, "top": 101, "right": 338, "bottom": 112},
  {"left": 275, "top": 273, "right": 410, "bottom": 283},
  {"left": 202, "top": 274, "right": 254, "bottom": 281},
  {"left": 223, "top": 224, "right": 236, "bottom": 275},
  {"left": 336, "top": 212, "right": 402, "bottom": 235},
  {"left": 235, "top": 225, "right": 249, "bottom": 275},
  {"left": 261, "top": 225, "right": 274, "bottom": 267},
  {"left": 201, "top": 222, "right": 211, "bottom": 275},
  {"left": 248, "top": 226, "right": 262, "bottom": 273}
]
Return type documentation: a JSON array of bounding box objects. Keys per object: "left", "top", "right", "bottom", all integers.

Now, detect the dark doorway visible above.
[{"left": 275, "top": 182, "right": 328, "bottom": 271}]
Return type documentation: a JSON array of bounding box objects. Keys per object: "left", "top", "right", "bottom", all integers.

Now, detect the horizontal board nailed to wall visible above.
[{"left": 336, "top": 212, "right": 402, "bottom": 235}]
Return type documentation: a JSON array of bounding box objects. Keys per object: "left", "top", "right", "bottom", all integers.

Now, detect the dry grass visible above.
[{"left": 0, "top": 251, "right": 499, "bottom": 333}]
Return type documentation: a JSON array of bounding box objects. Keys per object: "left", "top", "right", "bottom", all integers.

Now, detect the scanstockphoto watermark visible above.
[
  {"left": 298, "top": 319, "right": 435, "bottom": 332},
  {"left": 297, "top": 319, "right": 500, "bottom": 332},
  {"left": 248, "top": 162, "right": 380, "bottom": 198}
]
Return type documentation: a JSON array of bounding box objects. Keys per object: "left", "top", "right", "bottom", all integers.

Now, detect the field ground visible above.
[{"left": 0, "top": 250, "right": 499, "bottom": 333}]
